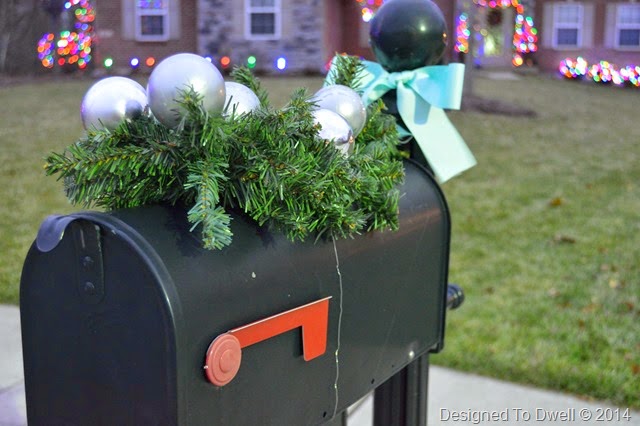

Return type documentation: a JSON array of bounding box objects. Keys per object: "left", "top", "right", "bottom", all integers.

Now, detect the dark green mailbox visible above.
[{"left": 20, "top": 160, "right": 458, "bottom": 425}]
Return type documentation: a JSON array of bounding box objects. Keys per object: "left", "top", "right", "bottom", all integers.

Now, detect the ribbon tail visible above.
[
  {"left": 412, "top": 108, "right": 477, "bottom": 182},
  {"left": 397, "top": 84, "right": 476, "bottom": 183},
  {"left": 446, "top": 63, "right": 465, "bottom": 110}
]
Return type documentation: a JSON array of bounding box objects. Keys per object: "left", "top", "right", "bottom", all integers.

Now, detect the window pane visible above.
[
  {"left": 251, "top": 13, "right": 275, "bottom": 35},
  {"left": 250, "top": 0, "right": 275, "bottom": 7},
  {"left": 556, "top": 28, "right": 578, "bottom": 46},
  {"left": 556, "top": 5, "right": 580, "bottom": 24},
  {"left": 619, "top": 29, "right": 640, "bottom": 46},
  {"left": 140, "top": 15, "right": 165, "bottom": 35},
  {"left": 618, "top": 6, "right": 640, "bottom": 25}
]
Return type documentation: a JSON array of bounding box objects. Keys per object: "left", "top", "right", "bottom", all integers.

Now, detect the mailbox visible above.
[{"left": 21, "top": 159, "right": 456, "bottom": 425}]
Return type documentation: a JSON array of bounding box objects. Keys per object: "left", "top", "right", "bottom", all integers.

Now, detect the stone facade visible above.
[
  {"left": 95, "top": 0, "right": 198, "bottom": 74},
  {"left": 198, "top": 0, "right": 326, "bottom": 74}
]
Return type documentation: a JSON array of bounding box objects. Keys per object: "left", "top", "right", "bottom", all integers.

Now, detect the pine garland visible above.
[{"left": 44, "top": 55, "right": 405, "bottom": 249}]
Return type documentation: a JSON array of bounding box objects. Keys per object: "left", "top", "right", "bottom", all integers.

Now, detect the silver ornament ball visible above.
[
  {"left": 224, "top": 82, "right": 260, "bottom": 117},
  {"left": 81, "top": 77, "right": 147, "bottom": 131},
  {"left": 312, "top": 84, "right": 367, "bottom": 137},
  {"left": 312, "top": 108, "right": 354, "bottom": 157},
  {"left": 147, "top": 53, "right": 226, "bottom": 128}
]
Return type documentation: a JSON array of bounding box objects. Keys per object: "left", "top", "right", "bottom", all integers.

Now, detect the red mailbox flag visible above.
[{"left": 205, "top": 297, "right": 331, "bottom": 386}]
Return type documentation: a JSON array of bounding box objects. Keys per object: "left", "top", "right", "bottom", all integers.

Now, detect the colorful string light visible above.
[
  {"left": 276, "top": 56, "right": 287, "bottom": 71},
  {"left": 37, "top": 0, "right": 94, "bottom": 70},
  {"left": 513, "top": 14, "right": 537, "bottom": 54},
  {"left": 474, "top": 0, "right": 524, "bottom": 15},
  {"left": 96, "top": 52, "right": 294, "bottom": 73},
  {"left": 559, "top": 57, "right": 588, "bottom": 79},
  {"left": 355, "top": 0, "right": 385, "bottom": 22},
  {"left": 620, "top": 65, "right": 640, "bottom": 87},
  {"left": 454, "top": 13, "right": 471, "bottom": 54},
  {"left": 559, "top": 57, "right": 640, "bottom": 87},
  {"left": 37, "top": 33, "right": 56, "bottom": 68}
]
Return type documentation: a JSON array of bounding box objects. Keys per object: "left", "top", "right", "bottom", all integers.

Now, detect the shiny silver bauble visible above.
[
  {"left": 312, "top": 85, "right": 367, "bottom": 137},
  {"left": 312, "top": 108, "right": 354, "bottom": 156},
  {"left": 147, "top": 53, "right": 226, "bottom": 128},
  {"left": 81, "top": 77, "right": 147, "bottom": 131},
  {"left": 224, "top": 82, "right": 261, "bottom": 117}
]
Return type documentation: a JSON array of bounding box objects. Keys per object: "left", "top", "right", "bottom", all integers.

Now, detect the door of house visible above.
[{"left": 474, "top": 6, "right": 514, "bottom": 68}]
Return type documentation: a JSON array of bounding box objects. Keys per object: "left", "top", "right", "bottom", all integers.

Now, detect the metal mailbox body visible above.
[{"left": 20, "top": 160, "right": 450, "bottom": 425}]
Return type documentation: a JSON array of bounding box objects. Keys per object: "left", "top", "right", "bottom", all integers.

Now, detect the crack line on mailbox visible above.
[{"left": 331, "top": 238, "right": 343, "bottom": 419}]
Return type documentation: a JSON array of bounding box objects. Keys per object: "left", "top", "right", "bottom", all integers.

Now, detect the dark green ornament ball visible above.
[{"left": 369, "top": 0, "right": 448, "bottom": 72}]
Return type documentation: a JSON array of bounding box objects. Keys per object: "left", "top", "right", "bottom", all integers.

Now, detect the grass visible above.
[
  {"left": 0, "top": 72, "right": 638, "bottom": 408},
  {"left": 441, "top": 74, "right": 640, "bottom": 409}
]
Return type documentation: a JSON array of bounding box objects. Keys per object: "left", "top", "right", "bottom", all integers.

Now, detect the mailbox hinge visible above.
[{"left": 72, "top": 220, "right": 105, "bottom": 304}]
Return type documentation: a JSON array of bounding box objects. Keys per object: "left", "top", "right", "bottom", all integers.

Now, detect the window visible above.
[
  {"left": 552, "top": 3, "right": 583, "bottom": 48},
  {"left": 135, "top": 0, "right": 170, "bottom": 41},
  {"left": 245, "top": 0, "right": 281, "bottom": 40},
  {"left": 616, "top": 4, "right": 640, "bottom": 49}
]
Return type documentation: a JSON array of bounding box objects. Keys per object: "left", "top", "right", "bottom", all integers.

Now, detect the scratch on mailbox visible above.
[{"left": 332, "top": 238, "right": 343, "bottom": 419}]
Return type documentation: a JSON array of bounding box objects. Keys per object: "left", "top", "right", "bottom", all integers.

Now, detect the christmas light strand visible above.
[
  {"left": 355, "top": 0, "right": 385, "bottom": 22},
  {"left": 454, "top": 13, "right": 471, "bottom": 54},
  {"left": 99, "top": 54, "right": 289, "bottom": 73},
  {"left": 37, "top": 0, "right": 95, "bottom": 70},
  {"left": 559, "top": 57, "right": 640, "bottom": 87}
]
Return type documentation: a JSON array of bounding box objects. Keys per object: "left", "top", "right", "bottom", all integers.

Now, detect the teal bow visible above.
[{"left": 327, "top": 58, "right": 476, "bottom": 183}]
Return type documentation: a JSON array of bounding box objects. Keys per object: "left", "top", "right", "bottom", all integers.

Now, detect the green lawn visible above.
[
  {"left": 1, "top": 73, "right": 638, "bottom": 408},
  {"left": 442, "top": 74, "right": 640, "bottom": 409}
]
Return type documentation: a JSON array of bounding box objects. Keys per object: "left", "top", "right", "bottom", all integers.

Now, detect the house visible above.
[
  {"left": 92, "top": 0, "right": 458, "bottom": 74},
  {"left": 534, "top": 0, "right": 640, "bottom": 73}
]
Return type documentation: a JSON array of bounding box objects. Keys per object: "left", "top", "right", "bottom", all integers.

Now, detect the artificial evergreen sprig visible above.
[
  {"left": 45, "top": 118, "right": 184, "bottom": 209},
  {"left": 223, "top": 87, "right": 366, "bottom": 242},
  {"left": 44, "top": 57, "right": 405, "bottom": 250},
  {"left": 335, "top": 55, "right": 406, "bottom": 232},
  {"left": 184, "top": 160, "right": 232, "bottom": 249},
  {"left": 230, "top": 66, "right": 270, "bottom": 108},
  {"left": 326, "top": 54, "right": 366, "bottom": 92}
]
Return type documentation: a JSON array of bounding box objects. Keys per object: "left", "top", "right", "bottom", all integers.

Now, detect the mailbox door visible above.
[{"left": 20, "top": 219, "right": 180, "bottom": 425}]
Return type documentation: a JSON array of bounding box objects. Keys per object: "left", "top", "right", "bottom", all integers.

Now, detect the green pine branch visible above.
[
  {"left": 223, "top": 88, "right": 361, "bottom": 241},
  {"left": 230, "top": 66, "right": 270, "bottom": 108},
  {"left": 326, "top": 54, "right": 366, "bottom": 92},
  {"left": 44, "top": 137, "right": 182, "bottom": 208},
  {"left": 44, "top": 58, "right": 406, "bottom": 249},
  {"left": 184, "top": 161, "right": 232, "bottom": 250}
]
